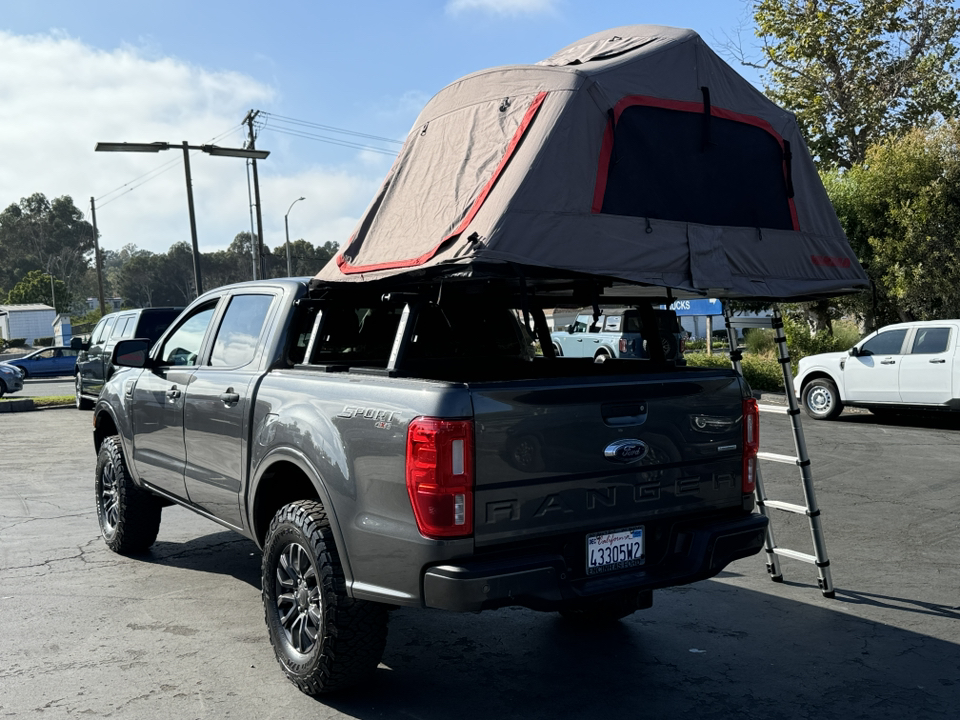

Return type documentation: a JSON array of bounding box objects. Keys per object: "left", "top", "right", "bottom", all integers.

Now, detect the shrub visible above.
[
  {"left": 745, "top": 328, "right": 776, "bottom": 355},
  {"left": 686, "top": 351, "right": 784, "bottom": 392},
  {"left": 6, "top": 338, "right": 26, "bottom": 348},
  {"left": 34, "top": 336, "right": 54, "bottom": 347}
]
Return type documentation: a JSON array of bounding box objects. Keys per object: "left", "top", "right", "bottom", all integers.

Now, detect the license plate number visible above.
[{"left": 586, "top": 526, "right": 644, "bottom": 575}]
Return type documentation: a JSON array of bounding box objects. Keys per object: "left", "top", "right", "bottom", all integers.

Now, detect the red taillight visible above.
[
  {"left": 742, "top": 397, "right": 760, "bottom": 494},
  {"left": 619, "top": 338, "right": 628, "bottom": 354},
  {"left": 406, "top": 417, "right": 474, "bottom": 538}
]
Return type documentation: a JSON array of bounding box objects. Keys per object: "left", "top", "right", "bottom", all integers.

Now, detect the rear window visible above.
[{"left": 599, "top": 103, "right": 794, "bottom": 230}]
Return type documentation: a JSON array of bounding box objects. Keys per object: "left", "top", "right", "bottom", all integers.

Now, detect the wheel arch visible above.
[
  {"left": 798, "top": 369, "right": 844, "bottom": 401},
  {"left": 248, "top": 448, "right": 351, "bottom": 580}
]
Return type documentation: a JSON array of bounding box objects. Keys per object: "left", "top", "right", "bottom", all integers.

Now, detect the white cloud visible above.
[
  {"left": 0, "top": 30, "right": 386, "bottom": 268},
  {"left": 445, "top": 0, "right": 561, "bottom": 16}
]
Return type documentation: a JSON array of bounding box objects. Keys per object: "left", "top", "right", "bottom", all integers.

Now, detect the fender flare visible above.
[
  {"left": 796, "top": 367, "right": 846, "bottom": 401},
  {"left": 247, "top": 445, "right": 353, "bottom": 583}
]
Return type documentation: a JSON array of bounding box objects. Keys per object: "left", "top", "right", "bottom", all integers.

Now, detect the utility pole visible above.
[
  {"left": 181, "top": 141, "right": 203, "bottom": 296},
  {"left": 244, "top": 110, "right": 267, "bottom": 279},
  {"left": 89, "top": 197, "right": 107, "bottom": 315}
]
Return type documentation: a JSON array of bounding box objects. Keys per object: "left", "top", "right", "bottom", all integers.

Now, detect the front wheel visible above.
[
  {"left": 96, "top": 436, "right": 162, "bottom": 554},
  {"left": 76, "top": 375, "right": 93, "bottom": 410},
  {"left": 262, "top": 501, "right": 388, "bottom": 695},
  {"left": 801, "top": 378, "right": 843, "bottom": 420}
]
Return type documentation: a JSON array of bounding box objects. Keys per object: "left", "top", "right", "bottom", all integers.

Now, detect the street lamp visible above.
[
  {"left": 95, "top": 141, "right": 270, "bottom": 297},
  {"left": 284, "top": 197, "right": 305, "bottom": 277}
]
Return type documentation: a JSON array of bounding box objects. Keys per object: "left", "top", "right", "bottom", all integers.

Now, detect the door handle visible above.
[
  {"left": 929, "top": 358, "right": 947, "bottom": 364},
  {"left": 880, "top": 359, "right": 896, "bottom": 365},
  {"left": 219, "top": 391, "right": 240, "bottom": 405},
  {"left": 166, "top": 386, "right": 181, "bottom": 399}
]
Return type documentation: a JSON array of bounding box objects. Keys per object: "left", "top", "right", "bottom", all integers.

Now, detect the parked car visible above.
[
  {"left": 74, "top": 307, "right": 183, "bottom": 410},
  {"left": 0, "top": 362, "right": 24, "bottom": 397},
  {"left": 794, "top": 319, "right": 960, "bottom": 420},
  {"left": 551, "top": 306, "right": 686, "bottom": 363},
  {"left": 4, "top": 346, "right": 79, "bottom": 378}
]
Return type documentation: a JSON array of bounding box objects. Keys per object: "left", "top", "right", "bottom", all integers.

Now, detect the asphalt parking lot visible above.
[{"left": 1, "top": 406, "right": 958, "bottom": 719}]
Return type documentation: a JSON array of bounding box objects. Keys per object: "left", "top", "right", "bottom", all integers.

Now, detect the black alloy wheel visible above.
[
  {"left": 262, "top": 501, "right": 388, "bottom": 695},
  {"left": 95, "top": 436, "right": 162, "bottom": 553}
]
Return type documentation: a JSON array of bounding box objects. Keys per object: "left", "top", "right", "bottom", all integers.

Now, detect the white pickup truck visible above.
[{"left": 794, "top": 319, "right": 960, "bottom": 420}]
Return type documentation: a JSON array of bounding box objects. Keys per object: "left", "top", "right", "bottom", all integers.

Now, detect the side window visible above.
[
  {"left": 860, "top": 329, "right": 908, "bottom": 356},
  {"left": 911, "top": 327, "right": 951, "bottom": 355},
  {"left": 159, "top": 303, "right": 218, "bottom": 366},
  {"left": 624, "top": 314, "right": 641, "bottom": 333},
  {"left": 115, "top": 315, "right": 136, "bottom": 339},
  {"left": 209, "top": 295, "right": 274, "bottom": 368},
  {"left": 604, "top": 315, "right": 622, "bottom": 332},
  {"left": 573, "top": 315, "right": 591, "bottom": 333},
  {"left": 62, "top": 349, "right": 79, "bottom": 358},
  {"left": 37, "top": 349, "right": 55, "bottom": 360},
  {"left": 92, "top": 317, "right": 115, "bottom": 345}
]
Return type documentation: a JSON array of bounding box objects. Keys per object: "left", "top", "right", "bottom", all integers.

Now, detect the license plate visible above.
[{"left": 586, "top": 526, "right": 645, "bottom": 575}]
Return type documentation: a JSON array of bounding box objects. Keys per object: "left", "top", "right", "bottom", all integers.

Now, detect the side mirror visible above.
[
  {"left": 848, "top": 346, "right": 860, "bottom": 357},
  {"left": 566, "top": 324, "right": 574, "bottom": 333},
  {"left": 112, "top": 338, "right": 152, "bottom": 369},
  {"left": 70, "top": 336, "right": 88, "bottom": 351}
]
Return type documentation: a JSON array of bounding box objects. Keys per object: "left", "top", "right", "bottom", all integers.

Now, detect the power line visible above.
[
  {"left": 261, "top": 125, "right": 400, "bottom": 156},
  {"left": 260, "top": 112, "right": 404, "bottom": 145}
]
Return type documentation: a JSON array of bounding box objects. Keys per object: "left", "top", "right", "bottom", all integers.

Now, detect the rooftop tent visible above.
[{"left": 313, "top": 25, "right": 869, "bottom": 300}]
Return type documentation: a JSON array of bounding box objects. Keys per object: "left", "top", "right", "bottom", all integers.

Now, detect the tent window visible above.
[{"left": 599, "top": 104, "right": 795, "bottom": 230}]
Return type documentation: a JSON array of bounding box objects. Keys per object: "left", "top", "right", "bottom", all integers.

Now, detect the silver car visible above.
[{"left": 0, "top": 362, "right": 25, "bottom": 397}]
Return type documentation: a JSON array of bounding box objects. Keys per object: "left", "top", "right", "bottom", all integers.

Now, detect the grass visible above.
[{"left": 0, "top": 395, "right": 74, "bottom": 408}]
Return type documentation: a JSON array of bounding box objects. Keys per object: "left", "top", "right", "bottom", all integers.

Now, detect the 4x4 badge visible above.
[{"left": 604, "top": 439, "right": 648, "bottom": 464}]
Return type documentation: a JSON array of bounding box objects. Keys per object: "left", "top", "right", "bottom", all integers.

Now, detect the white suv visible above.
[{"left": 794, "top": 320, "right": 960, "bottom": 420}]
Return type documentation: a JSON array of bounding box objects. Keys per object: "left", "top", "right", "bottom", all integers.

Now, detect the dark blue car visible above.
[{"left": 6, "top": 346, "right": 79, "bottom": 377}]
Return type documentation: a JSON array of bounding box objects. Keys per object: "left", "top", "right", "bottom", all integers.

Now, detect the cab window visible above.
[
  {"left": 159, "top": 303, "right": 218, "bottom": 366},
  {"left": 860, "top": 329, "right": 908, "bottom": 356},
  {"left": 910, "top": 327, "right": 951, "bottom": 355},
  {"left": 209, "top": 294, "right": 274, "bottom": 368},
  {"left": 604, "top": 315, "right": 622, "bottom": 332},
  {"left": 93, "top": 317, "right": 116, "bottom": 345}
]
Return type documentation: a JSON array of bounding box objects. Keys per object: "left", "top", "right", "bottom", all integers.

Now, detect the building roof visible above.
[{"left": 0, "top": 304, "right": 56, "bottom": 313}]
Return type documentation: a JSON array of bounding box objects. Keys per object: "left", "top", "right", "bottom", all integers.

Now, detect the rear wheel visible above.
[
  {"left": 559, "top": 590, "right": 652, "bottom": 625},
  {"left": 594, "top": 349, "right": 610, "bottom": 362},
  {"left": 262, "top": 500, "right": 388, "bottom": 695},
  {"left": 802, "top": 378, "right": 843, "bottom": 420},
  {"left": 0, "top": 380, "right": 6, "bottom": 398},
  {"left": 96, "top": 436, "right": 162, "bottom": 554},
  {"left": 75, "top": 375, "right": 93, "bottom": 410}
]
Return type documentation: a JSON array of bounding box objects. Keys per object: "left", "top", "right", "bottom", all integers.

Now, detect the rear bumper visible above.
[{"left": 422, "top": 513, "right": 768, "bottom": 612}]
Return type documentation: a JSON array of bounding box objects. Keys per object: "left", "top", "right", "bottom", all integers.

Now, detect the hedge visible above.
[
  {"left": 685, "top": 352, "right": 785, "bottom": 392},
  {"left": 34, "top": 337, "right": 54, "bottom": 347}
]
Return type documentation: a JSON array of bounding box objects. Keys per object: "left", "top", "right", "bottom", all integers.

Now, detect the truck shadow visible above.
[
  {"left": 322, "top": 580, "right": 959, "bottom": 720},
  {"left": 136, "top": 532, "right": 959, "bottom": 718},
  {"left": 146, "top": 531, "right": 262, "bottom": 588},
  {"left": 838, "top": 411, "right": 960, "bottom": 431}
]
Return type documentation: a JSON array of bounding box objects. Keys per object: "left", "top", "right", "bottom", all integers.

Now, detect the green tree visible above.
[
  {"left": 747, "top": 0, "right": 960, "bottom": 169},
  {"left": 822, "top": 121, "right": 960, "bottom": 322},
  {"left": 0, "top": 193, "right": 95, "bottom": 303},
  {"left": 6, "top": 269, "right": 71, "bottom": 314}
]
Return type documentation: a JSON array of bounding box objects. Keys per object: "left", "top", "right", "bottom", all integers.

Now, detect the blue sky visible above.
[{"left": 1, "top": 0, "right": 765, "bottom": 259}]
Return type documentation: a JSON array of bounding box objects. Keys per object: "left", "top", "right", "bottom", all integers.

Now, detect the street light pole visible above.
[
  {"left": 89, "top": 197, "right": 107, "bottom": 315},
  {"left": 284, "top": 197, "right": 305, "bottom": 277},
  {"left": 181, "top": 141, "right": 203, "bottom": 296},
  {"left": 94, "top": 141, "right": 269, "bottom": 299}
]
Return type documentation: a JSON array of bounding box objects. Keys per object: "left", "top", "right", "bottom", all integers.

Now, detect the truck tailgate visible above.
[{"left": 470, "top": 370, "right": 747, "bottom": 548}]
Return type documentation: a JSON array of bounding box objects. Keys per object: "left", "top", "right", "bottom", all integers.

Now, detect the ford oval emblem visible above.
[{"left": 604, "top": 439, "right": 648, "bottom": 464}]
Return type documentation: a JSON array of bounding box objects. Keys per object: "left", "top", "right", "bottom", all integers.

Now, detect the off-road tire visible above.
[
  {"left": 801, "top": 378, "right": 843, "bottom": 420},
  {"left": 76, "top": 375, "right": 94, "bottom": 410},
  {"left": 0, "top": 380, "right": 5, "bottom": 398},
  {"left": 552, "top": 342, "right": 563, "bottom": 357},
  {"left": 558, "top": 590, "right": 652, "bottom": 625},
  {"left": 262, "top": 501, "right": 388, "bottom": 695},
  {"left": 95, "top": 435, "right": 162, "bottom": 554}
]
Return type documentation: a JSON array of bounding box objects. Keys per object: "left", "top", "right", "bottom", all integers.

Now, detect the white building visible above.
[{"left": 0, "top": 304, "right": 57, "bottom": 345}]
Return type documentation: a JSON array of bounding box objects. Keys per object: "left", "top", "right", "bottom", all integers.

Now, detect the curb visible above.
[{"left": 0, "top": 399, "right": 35, "bottom": 413}]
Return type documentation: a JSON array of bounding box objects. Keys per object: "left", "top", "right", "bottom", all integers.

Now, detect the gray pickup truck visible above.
[{"left": 93, "top": 277, "right": 766, "bottom": 694}]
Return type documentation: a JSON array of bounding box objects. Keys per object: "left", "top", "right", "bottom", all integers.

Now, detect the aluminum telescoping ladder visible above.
[{"left": 723, "top": 306, "right": 835, "bottom": 598}]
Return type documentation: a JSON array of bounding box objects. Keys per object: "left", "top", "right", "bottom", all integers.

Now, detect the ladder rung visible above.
[
  {"left": 763, "top": 499, "right": 809, "bottom": 515},
  {"left": 771, "top": 547, "right": 817, "bottom": 565},
  {"left": 726, "top": 317, "right": 778, "bottom": 328},
  {"left": 757, "top": 404, "right": 789, "bottom": 414},
  {"left": 758, "top": 451, "right": 799, "bottom": 465}
]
